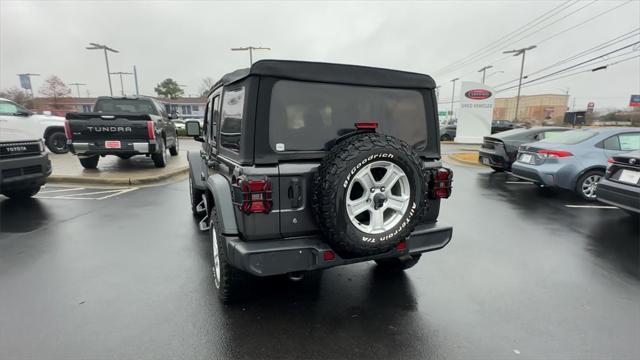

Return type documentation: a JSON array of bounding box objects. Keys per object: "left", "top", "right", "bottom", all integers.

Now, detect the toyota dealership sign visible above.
[{"left": 455, "top": 81, "right": 495, "bottom": 144}]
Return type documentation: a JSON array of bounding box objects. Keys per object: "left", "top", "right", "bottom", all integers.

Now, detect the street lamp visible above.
[
  {"left": 477, "top": 65, "right": 493, "bottom": 84},
  {"left": 503, "top": 45, "right": 536, "bottom": 121},
  {"left": 231, "top": 46, "right": 271, "bottom": 65},
  {"left": 109, "top": 72, "right": 133, "bottom": 96},
  {"left": 68, "top": 83, "right": 87, "bottom": 98},
  {"left": 450, "top": 77, "right": 460, "bottom": 122},
  {"left": 86, "top": 42, "right": 119, "bottom": 96}
]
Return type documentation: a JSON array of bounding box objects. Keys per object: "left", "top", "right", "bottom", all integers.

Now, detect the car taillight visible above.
[
  {"left": 64, "top": 119, "right": 72, "bottom": 139},
  {"left": 355, "top": 122, "right": 378, "bottom": 129},
  {"left": 147, "top": 121, "right": 156, "bottom": 140},
  {"left": 430, "top": 167, "right": 453, "bottom": 199},
  {"left": 537, "top": 149, "right": 573, "bottom": 158},
  {"left": 235, "top": 176, "right": 272, "bottom": 214}
]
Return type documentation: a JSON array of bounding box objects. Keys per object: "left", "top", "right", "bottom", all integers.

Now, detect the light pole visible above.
[
  {"left": 17, "top": 73, "right": 40, "bottom": 97},
  {"left": 86, "top": 43, "right": 119, "bottom": 96},
  {"left": 477, "top": 65, "right": 493, "bottom": 84},
  {"left": 110, "top": 72, "right": 133, "bottom": 96},
  {"left": 503, "top": 45, "right": 536, "bottom": 121},
  {"left": 450, "top": 78, "right": 460, "bottom": 122},
  {"left": 231, "top": 46, "right": 271, "bottom": 65},
  {"left": 68, "top": 83, "right": 87, "bottom": 98}
]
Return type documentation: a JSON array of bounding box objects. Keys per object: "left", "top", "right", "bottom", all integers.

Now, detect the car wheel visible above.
[
  {"left": 441, "top": 134, "right": 452, "bottom": 141},
  {"left": 375, "top": 254, "right": 422, "bottom": 272},
  {"left": 46, "top": 131, "right": 68, "bottom": 154},
  {"left": 210, "top": 207, "right": 250, "bottom": 303},
  {"left": 151, "top": 138, "right": 167, "bottom": 168},
  {"left": 576, "top": 170, "right": 604, "bottom": 201},
  {"left": 2, "top": 185, "right": 41, "bottom": 200},
  {"left": 169, "top": 138, "right": 179, "bottom": 156},
  {"left": 79, "top": 156, "right": 99, "bottom": 169},
  {"left": 313, "top": 133, "right": 427, "bottom": 258},
  {"left": 189, "top": 172, "right": 204, "bottom": 216}
]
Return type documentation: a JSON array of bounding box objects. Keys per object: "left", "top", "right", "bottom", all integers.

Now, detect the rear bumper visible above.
[
  {"left": 596, "top": 178, "right": 640, "bottom": 213},
  {"left": 225, "top": 222, "right": 453, "bottom": 276},
  {"left": 0, "top": 153, "right": 51, "bottom": 190},
  {"left": 69, "top": 139, "right": 157, "bottom": 156},
  {"left": 478, "top": 149, "right": 510, "bottom": 170}
]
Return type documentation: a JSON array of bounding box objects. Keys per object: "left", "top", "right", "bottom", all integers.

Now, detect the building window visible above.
[
  {"left": 181, "top": 105, "right": 192, "bottom": 115},
  {"left": 192, "top": 105, "right": 199, "bottom": 112},
  {"left": 165, "top": 104, "right": 171, "bottom": 113},
  {"left": 82, "top": 105, "right": 92, "bottom": 112}
]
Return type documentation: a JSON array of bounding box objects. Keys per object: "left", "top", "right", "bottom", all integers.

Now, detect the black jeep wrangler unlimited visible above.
[{"left": 186, "top": 60, "right": 453, "bottom": 302}]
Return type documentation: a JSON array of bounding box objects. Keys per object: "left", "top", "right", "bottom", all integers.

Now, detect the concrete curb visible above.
[
  {"left": 48, "top": 166, "right": 189, "bottom": 186},
  {"left": 445, "top": 152, "right": 486, "bottom": 168}
]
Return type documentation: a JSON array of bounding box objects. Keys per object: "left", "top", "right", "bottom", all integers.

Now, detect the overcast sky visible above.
[{"left": 1, "top": 0, "right": 639, "bottom": 110}]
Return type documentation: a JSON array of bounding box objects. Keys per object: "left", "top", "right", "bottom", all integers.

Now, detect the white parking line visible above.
[
  {"left": 54, "top": 189, "right": 125, "bottom": 197},
  {"left": 564, "top": 205, "right": 618, "bottom": 209},
  {"left": 506, "top": 181, "right": 534, "bottom": 184},
  {"left": 39, "top": 187, "right": 86, "bottom": 194},
  {"left": 96, "top": 187, "right": 138, "bottom": 200}
]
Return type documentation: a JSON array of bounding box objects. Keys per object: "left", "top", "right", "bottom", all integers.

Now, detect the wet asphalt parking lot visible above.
[{"left": 1, "top": 148, "right": 639, "bottom": 359}]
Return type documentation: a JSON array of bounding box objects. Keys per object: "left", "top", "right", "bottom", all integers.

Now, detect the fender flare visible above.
[
  {"left": 187, "top": 151, "right": 206, "bottom": 190},
  {"left": 43, "top": 126, "right": 65, "bottom": 139},
  {"left": 573, "top": 165, "right": 606, "bottom": 188},
  {"left": 206, "top": 173, "right": 239, "bottom": 235}
]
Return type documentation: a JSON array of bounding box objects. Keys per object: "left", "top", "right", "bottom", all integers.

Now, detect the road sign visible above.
[
  {"left": 587, "top": 101, "right": 595, "bottom": 113},
  {"left": 630, "top": 95, "right": 640, "bottom": 107},
  {"left": 438, "top": 111, "right": 448, "bottom": 116}
]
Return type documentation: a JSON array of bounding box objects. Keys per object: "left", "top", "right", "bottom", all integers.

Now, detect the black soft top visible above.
[{"left": 214, "top": 60, "right": 436, "bottom": 90}]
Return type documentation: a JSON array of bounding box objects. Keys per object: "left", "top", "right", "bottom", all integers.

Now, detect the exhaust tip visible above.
[{"left": 287, "top": 272, "right": 305, "bottom": 282}]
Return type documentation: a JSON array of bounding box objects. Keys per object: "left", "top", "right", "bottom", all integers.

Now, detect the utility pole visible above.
[
  {"left": 110, "top": 72, "right": 133, "bottom": 96},
  {"left": 68, "top": 83, "right": 87, "bottom": 98},
  {"left": 17, "top": 73, "right": 40, "bottom": 97},
  {"left": 133, "top": 65, "right": 140, "bottom": 96},
  {"left": 86, "top": 43, "right": 119, "bottom": 96},
  {"left": 477, "top": 65, "right": 493, "bottom": 84},
  {"left": 231, "top": 46, "right": 271, "bottom": 65},
  {"left": 503, "top": 45, "right": 536, "bottom": 122},
  {"left": 450, "top": 78, "right": 460, "bottom": 122}
]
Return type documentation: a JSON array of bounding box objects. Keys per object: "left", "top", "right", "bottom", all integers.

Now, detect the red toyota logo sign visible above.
[{"left": 464, "top": 89, "right": 492, "bottom": 100}]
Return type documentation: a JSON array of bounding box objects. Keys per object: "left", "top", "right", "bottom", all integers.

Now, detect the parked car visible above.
[
  {"left": 439, "top": 120, "right": 527, "bottom": 141},
  {"left": 596, "top": 150, "right": 640, "bottom": 214},
  {"left": 0, "top": 104, "right": 51, "bottom": 199},
  {"left": 66, "top": 96, "right": 179, "bottom": 168},
  {"left": 479, "top": 126, "right": 570, "bottom": 171},
  {"left": 0, "top": 97, "right": 68, "bottom": 153},
  {"left": 186, "top": 60, "right": 453, "bottom": 302},
  {"left": 511, "top": 127, "right": 640, "bottom": 201}
]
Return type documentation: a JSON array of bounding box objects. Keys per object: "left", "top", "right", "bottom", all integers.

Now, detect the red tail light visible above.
[
  {"left": 607, "top": 158, "right": 615, "bottom": 164},
  {"left": 323, "top": 250, "right": 336, "bottom": 261},
  {"left": 235, "top": 177, "right": 272, "bottom": 214},
  {"left": 537, "top": 149, "right": 573, "bottom": 158},
  {"left": 430, "top": 167, "right": 453, "bottom": 199},
  {"left": 396, "top": 241, "right": 407, "bottom": 251},
  {"left": 64, "top": 119, "right": 72, "bottom": 139},
  {"left": 355, "top": 122, "right": 378, "bottom": 129},
  {"left": 147, "top": 121, "right": 156, "bottom": 140}
]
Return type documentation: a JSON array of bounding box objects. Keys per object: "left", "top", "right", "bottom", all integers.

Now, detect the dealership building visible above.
[{"left": 493, "top": 94, "right": 569, "bottom": 124}]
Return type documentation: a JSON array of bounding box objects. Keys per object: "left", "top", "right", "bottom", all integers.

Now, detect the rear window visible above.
[
  {"left": 268, "top": 80, "right": 428, "bottom": 151},
  {"left": 93, "top": 99, "right": 158, "bottom": 115},
  {"left": 540, "top": 129, "right": 596, "bottom": 145}
]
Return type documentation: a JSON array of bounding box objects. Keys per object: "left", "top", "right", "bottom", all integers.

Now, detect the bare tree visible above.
[
  {"left": 0, "top": 87, "right": 34, "bottom": 108},
  {"left": 199, "top": 77, "right": 216, "bottom": 97},
  {"left": 39, "top": 75, "right": 71, "bottom": 108}
]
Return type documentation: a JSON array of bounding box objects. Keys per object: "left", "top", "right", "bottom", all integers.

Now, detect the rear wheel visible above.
[
  {"left": 46, "top": 131, "right": 68, "bottom": 154},
  {"left": 152, "top": 138, "right": 167, "bottom": 168},
  {"left": 440, "top": 134, "right": 452, "bottom": 141},
  {"left": 2, "top": 185, "right": 41, "bottom": 200},
  {"left": 169, "top": 138, "right": 179, "bottom": 156},
  {"left": 210, "top": 207, "right": 250, "bottom": 303},
  {"left": 79, "top": 156, "right": 99, "bottom": 169},
  {"left": 375, "top": 254, "right": 422, "bottom": 272},
  {"left": 576, "top": 170, "right": 604, "bottom": 201}
]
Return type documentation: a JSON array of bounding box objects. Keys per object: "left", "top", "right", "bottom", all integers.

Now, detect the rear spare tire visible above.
[{"left": 313, "top": 133, "right": 426, "bottom": 258}]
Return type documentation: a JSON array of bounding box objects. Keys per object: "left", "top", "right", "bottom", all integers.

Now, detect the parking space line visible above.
[
  {"left": 39, "top": 187, "right": 86, "bottom": 194},
  {"left": 564, "top": 205, "right": 618, "bottom": 209},
  {"left": 54, "top": 189, "right": 125, "bottom": 197},
  {"left": 506, "top": 181, "right": 533, "bottom": 184},
  {"left": 96, "top": 187, "right": 139, "bottom": 200}
]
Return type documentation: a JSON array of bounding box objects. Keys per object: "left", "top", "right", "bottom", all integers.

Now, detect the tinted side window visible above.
[
  {"left": 603, "top": 136, "right": 620, "bottom": 151},
  {"left": 619, "top": 133, "right": 640, "bottom": 151},
  {"left": 220, "top": 87, "right": 245, "bottom": 152}
]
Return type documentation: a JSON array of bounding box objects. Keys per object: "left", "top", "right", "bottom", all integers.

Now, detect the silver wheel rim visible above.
[
  {"left": 581, "top": 174, "right": 601, "bottom": 199},
  {"left": 212, "top": 226, "right": 221, "bottom": 288},
  {"left": 346, "top": 160, "right": 411, "bottom": 234}
]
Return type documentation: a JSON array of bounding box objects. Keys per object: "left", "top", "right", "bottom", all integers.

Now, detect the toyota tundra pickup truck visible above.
[
  {"left": 66, "top": 96, "right": 179, "bottom": 168},
  {"left": 0, "top": 99, "right": 51, "bottom": 199}
]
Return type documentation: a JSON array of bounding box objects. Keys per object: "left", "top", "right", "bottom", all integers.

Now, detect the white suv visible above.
[{"left": 0, "top": 98, "right": 68, "bottom": 153}]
